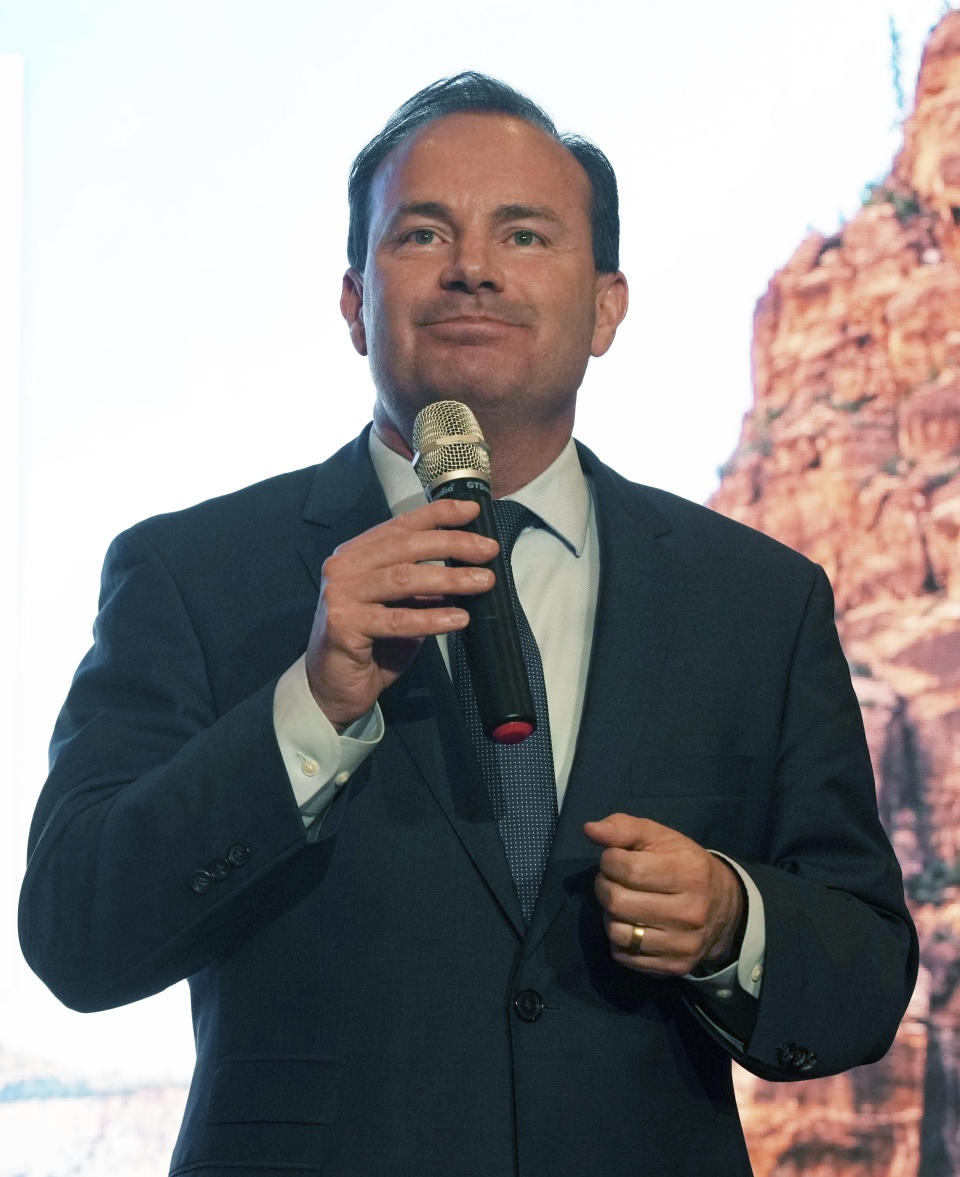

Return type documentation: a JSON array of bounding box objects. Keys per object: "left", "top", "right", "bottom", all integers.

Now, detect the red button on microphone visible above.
[{"left": 491, "top": 720, "right": 535, "bottom": 744}]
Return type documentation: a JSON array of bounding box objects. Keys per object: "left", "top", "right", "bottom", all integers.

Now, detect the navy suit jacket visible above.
[{"left": 20, "top": 429, "right": 917, "bottom": 1176}]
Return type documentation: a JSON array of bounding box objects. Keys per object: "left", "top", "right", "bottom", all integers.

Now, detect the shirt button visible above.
[
  {"left": 751, "top": 963, "right": 764, "bottom": 983},
  {"left": 335, "top": 771, "right": 349, "bottom": 786},
  {"left": 300, "top": 757, "right": 319, "bottom": 777}
]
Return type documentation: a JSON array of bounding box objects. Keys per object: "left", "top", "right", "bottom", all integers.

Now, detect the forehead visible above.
[{"left": 368, "top": 112, "right": 592, "bottom": 224}]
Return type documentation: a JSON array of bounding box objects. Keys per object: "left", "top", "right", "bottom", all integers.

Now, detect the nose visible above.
[{"left": 440, "top": 231, "right": 504, "bottom": 294}]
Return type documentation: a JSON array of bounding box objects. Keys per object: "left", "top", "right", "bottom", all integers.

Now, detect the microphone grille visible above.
[{"left": 412, "top": 400, "right": 491, "bottom": 488}]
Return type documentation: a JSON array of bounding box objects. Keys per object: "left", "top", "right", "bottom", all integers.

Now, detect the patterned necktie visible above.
[{"left": 451, "top": 499, "right": 558, "bottom": 923}]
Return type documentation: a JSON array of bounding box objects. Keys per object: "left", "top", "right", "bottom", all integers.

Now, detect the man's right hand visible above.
[{"left": 305, "top": 498, "right": 498, "bottom": 730}]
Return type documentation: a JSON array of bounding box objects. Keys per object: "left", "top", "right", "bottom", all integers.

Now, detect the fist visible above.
[{"left": 584, "top": 813, "right": 745, "bottom": 977}]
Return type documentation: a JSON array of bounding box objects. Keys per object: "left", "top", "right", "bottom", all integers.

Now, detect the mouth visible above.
[
  {"left": 416, "top": 299, "right": 535, "bottom": 331},
  {"left": 422, "top": 315, "right": 527, "bottom": 328},
  {"left": 419, "top": 317, "right": 527, "bottom": 346}
]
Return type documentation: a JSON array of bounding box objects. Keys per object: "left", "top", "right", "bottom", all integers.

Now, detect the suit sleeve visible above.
[
  {"left": 18, "top": 526, "right": 324, "bottom": 1013},
  {"left": 686, "top": 566, "right": 918, "bottom": 1079}
]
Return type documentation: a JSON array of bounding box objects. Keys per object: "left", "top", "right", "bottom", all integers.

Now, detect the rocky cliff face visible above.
[{"left": 711, "top": 12, "right": 960, "bottom": 1176}]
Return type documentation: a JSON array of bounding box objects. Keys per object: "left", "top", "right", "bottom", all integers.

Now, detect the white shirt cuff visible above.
[
  {"left": 272, "top": 654, "right": 384, "bottom": 826},
  {"left": 683, "top": 853, "right": 765, "bottom": 1000}
]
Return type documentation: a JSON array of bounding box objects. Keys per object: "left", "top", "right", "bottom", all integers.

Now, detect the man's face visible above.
[{"left": 341, "top": 111, "right": 627, "bottom": 451}]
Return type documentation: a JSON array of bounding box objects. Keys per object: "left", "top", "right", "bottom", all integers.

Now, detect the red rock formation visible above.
[{"left": 711, "top": 12, "right": 960, "bottom": 1176}]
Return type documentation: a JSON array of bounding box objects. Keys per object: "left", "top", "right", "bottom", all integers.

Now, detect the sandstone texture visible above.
[{"left": 711, "top": 13, "right": 960, "bottom": 1176}]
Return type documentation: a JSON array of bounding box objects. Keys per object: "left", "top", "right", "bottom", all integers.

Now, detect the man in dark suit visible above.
[{"left": 20, "top": 74, "right": 917, "bottom": 1176}]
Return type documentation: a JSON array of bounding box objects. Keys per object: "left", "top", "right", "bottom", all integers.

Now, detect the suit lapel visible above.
[
  {"left": 298, "top": 428, "right": 526, "bottom": 937},
  {"left": 380, "top": 644, "right": 527, "bottom": 935},
  {"left": 297, "top": 428, "right": 394, "bottom": 588},
  {"left": 525, "top": 446, "right": 681, "bottom": 951}
]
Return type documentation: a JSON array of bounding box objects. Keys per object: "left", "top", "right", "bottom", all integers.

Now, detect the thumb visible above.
[{"left": 583, "top": 812, "right": 657, "bottom": 851}]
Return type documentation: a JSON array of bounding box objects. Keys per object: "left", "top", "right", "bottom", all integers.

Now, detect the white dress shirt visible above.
[{"left": 271, "top": 429, "right": 764, "bottom": 1005}]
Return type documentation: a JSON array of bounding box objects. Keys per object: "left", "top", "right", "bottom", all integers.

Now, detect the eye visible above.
[
  {"left": 511, "top": 230, "right": 540, "bottom": 246},
  {"left": 405, "top": 228, "right": 437, "bottom": 244}
]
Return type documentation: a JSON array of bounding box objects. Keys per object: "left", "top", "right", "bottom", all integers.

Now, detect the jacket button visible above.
[
  {"left": 190, "top": 870, "right": 215, "bottom": 895},
  {"left": 797, "top": 1048, "right": 818, "bottom": 1072},
  {"left": 206, "top": 858, "right": 231, "bottom": 881},
  {"left": 778, "top": 1041, "right": 816, "bottom": 1071},
  {"left": 226, "top": 844, "right": 250, "bottom": 867},
  {"left": 777, "top": 1042, "right": 797, "bottom": 1067},
  {"left": 514, "top": 990, "right": 544, "bottom": 1023}
]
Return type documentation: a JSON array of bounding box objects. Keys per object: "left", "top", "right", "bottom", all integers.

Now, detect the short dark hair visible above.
[{"left": 347, "top": 72, "right": 620, "bottom": 274}]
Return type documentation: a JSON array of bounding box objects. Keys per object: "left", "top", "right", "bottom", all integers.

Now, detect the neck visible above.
[{"left": 372, "top": 401, "right": 573, "bottom": 497}]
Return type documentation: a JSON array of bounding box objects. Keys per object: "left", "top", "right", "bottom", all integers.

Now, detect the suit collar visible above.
[
  {"left": 297, "top": 426, "right": 391, "bottom": 590},
  {"left": 368, "top": 426, "right": 593, "bottom": 559},
  {"left": 296, "top": 427, "right": 672, "bottom": 559},
  {"left": 300, "top": 425, "right": 387, "bottom": 523},
  {"left": 575, "top": 440, "right": 673, "bottom": 541}
]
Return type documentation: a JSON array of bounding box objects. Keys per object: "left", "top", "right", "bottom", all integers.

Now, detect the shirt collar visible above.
[{"left": 368, "top": 426, "right": 590, "bottom": 557}]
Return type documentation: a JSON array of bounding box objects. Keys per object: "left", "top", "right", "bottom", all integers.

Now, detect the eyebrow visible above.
[
  {"left": 492, "top": 204, "right": 563, "bottom": 225},
  {"left": 383, "top": 201, "right": 455, "bottom": 236},
  {"left": 387, "top": 201, "right": 565, "bottom": 230},
  {"left": 394, "top": 201, "right": 453, "bottom": 222}
]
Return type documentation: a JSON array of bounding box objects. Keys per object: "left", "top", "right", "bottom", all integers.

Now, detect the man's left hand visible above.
[{"left": 583, "top": 813, "right": 745, "bottom": 978}]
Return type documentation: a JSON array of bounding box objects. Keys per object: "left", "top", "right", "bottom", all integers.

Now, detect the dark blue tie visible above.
[{"left": 452, "top": 500, "right": 558, "bottom": 923}]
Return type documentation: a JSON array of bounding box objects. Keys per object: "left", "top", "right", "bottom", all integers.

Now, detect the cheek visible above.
[
  {"left": 550, "top": 292, "right": 598, "bottom": 348},
  {"left": 538, "top": 268, "right": 598, "bottom": 324},
  {"left": 364, "top": 287, "right": 406, "bottom": 352}
]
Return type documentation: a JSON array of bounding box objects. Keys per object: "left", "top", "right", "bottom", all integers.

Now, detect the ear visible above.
[
  {"left": 340, "top": 268, "right": 367, "bottom": 356},
  {"left": 591, "top": 271, "right": 629, "bottom": 358}
]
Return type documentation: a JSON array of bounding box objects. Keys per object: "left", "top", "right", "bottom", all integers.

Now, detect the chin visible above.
[{"left": 405, "top": 379, "right": 521, "bottom": 416}]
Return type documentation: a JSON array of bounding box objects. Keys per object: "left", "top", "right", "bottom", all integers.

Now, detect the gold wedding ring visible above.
[{"left": 627, "top": 923, "right": 645, "bottom": 955}]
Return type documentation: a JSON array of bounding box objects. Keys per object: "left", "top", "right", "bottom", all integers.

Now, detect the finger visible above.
[
  {"left": 605, "top": 916, "right": 660, "bottom": 958},
  {"left": 327, "top": 562, "right": 496, "bottom": 609},
  {"left": 595, "top": 867, "right": 724, "bottom": 964},
  {"left": 594, "top": 870, "right": 681, "bottom": 928},
  {"left": 583, "top": 813, "right": 665, "bottom": 852},
  {"left": 595, "top": 846, "right": 687, "bottom": 895},
  {"left": 603, "top": 911, "right": 704, "bottom": 977},
  {"left": 606, "top": 922, "right": 693, "bottom": 977},
  {"left": 328, "top": 600, "right": 475, "bottom": 644},
  {"left": 357, "top": 496, "right": 484, "bottom": 535},
  {"left": 339, "top": 498, "right": 496, "bottom": 556},
  {"left": 396, "top": 496, "right": 484, "bottom": 529},
  {"left": 328, "top": 523, "right": 499, "bottom": 570},
  {"left": 325, "top": 531, "right": 501, "bottom": 592}
]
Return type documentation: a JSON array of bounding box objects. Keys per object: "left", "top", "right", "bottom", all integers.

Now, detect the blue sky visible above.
[{"left": 1, "top": 0, "right": 952, "bottom": 1079}]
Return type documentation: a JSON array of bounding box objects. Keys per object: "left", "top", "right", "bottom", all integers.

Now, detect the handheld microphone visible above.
[{"left": 411, "top": 400, "right": 536, "bottom": 744}]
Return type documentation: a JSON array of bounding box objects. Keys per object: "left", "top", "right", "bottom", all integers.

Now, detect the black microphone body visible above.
[
  {"left": 429, "top": 472, "right": 536, "bottom": 743},
  {"left": 411, "top": 400, "right": 536, "bottom": 744}
]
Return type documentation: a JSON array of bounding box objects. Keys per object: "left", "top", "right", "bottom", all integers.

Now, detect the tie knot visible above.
[{"left": 492, "top": 499, "right": 538, "bottom": 559}]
